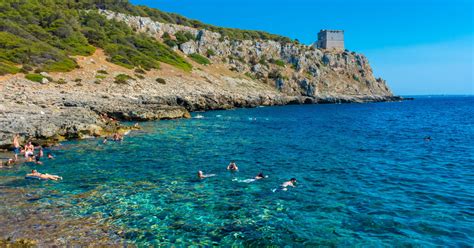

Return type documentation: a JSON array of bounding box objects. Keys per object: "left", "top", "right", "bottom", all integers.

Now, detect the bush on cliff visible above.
[
  {"left": 189, "top": 53, "right": 211, "bottom": 65},
  {"left": 25, "top": 74, "right": 44, "bottom": 83},
  {"left": 114, "top": 74, "right": 134, "bottom": 84},
  {"left": 0, "top": 60, "right": 19, "bottom": 75}
]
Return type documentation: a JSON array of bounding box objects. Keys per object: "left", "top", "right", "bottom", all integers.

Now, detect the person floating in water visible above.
[
  {"left": 424, "top": 136, "right": 432, "bottom": 141},
  {"left": 227, "top": 161, "right": 238, "bottom": 171},
  {"left": 102, "top": 137, "right": 108, "bottom": 144},
  {"left": 281, "top": 178, "right": 297, "bottom": 191},
  {"left": 197, "top": 171, "right": 215, "bottom": 179},
  {"left": 26, "top": 170, "right": 62, "bottom": 181}
]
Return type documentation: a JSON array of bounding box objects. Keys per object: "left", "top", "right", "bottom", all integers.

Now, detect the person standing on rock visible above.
[{"left": 12, "top": 134, "right": 20, "bottom": 161}]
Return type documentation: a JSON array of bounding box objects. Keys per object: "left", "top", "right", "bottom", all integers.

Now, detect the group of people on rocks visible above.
[{"left": 198, "top": 161, "right": 297, "bottom": 191}]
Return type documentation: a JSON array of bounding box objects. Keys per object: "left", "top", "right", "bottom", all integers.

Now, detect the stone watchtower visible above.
[{"left": 314, "top": 30, "right": 344, "bottom": 50}]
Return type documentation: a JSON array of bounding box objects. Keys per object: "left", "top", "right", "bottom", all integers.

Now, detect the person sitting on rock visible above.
[{"left": 227, "top": 161, "right": 238, "bottom": 171}]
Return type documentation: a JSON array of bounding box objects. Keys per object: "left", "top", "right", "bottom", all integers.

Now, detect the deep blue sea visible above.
[{"left": 1, "top": 96, "right": 473, "bottom": 246}]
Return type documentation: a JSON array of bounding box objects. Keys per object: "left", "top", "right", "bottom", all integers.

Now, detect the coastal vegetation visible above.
[
  {"left": 0, "top": 0, "right": 192, "bottom": 73},
  {"left": 114, "top": 74, "right": 134, "bottom": 84},
  {"left": 189, "top": 53, "right": 211, "bottom": 65}
]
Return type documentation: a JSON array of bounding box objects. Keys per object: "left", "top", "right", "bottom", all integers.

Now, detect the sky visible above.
[{"left": 131, "top": 0, "right": 473, "bottom": 95}]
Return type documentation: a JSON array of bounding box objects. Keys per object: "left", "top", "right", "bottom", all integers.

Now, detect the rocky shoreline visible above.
[{"left": 0, "top": 76, "right": 401, "bottom": 149}]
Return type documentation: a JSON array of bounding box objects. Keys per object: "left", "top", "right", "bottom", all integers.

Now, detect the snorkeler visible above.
[
  {"left": 227, "top": 161, "right": 238, "bottom": 171},
  {"left": 197, "top": 171, "right": 215, "bottom": 179}
]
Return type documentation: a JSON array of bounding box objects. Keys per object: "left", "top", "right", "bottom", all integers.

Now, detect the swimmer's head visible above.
[
  {"left": 197, "top": 171, "right": 203, "bottom": 177},
  {"left": 290, "top": 178, "right": 297, "bottom": 183},
  {"left": 257, "top": 172, "right": 264, "bottom": 178},
  {"left": 32, "top": 170, "right": 37, "bottom": 173}
]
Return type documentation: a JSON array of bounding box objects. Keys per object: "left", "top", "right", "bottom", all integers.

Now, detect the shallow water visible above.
[{"left": 1, "top": 96, "right": 473, "bottom": 246}]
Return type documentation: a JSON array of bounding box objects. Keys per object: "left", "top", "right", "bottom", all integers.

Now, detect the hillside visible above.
[{"left": 0, "top": 0, "right": 398, "bottom": 148}]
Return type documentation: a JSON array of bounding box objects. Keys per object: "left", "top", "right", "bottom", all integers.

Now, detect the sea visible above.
[{"left": 0, "top": 96, "right": 473, "bottom": 246}]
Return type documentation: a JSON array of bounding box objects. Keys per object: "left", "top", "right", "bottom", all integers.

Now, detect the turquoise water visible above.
[{"left": 1, "top": 96, "right": 473, "bottom": 246}]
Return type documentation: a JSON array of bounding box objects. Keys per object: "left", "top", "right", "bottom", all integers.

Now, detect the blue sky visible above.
[{"left": 131, "top": 0, "right": 473, "bottom": 95}]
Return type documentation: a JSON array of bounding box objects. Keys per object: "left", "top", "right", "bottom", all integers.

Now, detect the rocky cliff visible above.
[
  {"left": 0, "top": 10, "right": 399, "bottom": 148},
  {"left": 102, "top": 10, "right": 393, "bottom": 101}
]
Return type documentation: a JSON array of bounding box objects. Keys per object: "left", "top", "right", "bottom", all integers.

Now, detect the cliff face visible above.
[{"left": 102, "top": 10, "right": 393, "bottom": 100}]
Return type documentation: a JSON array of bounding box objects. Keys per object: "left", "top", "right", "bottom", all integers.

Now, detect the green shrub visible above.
[
  {"left": 206, "top": 49, "right": 216, "bottom": 57},
  {"left": 135, "top": 74, "right": 145, "bottom": 79},
  {"left": 97, "top": 69, "right": 108, "bottom": 74},
  {"left": 94, "top": 79, "right": 101, "bottom": 84},
  {"left": 75, "top": 83, "right": 83, "bottom": 86},
  {"left": 175, "top": 31, "right": 195, "bottom": 45},
  {"left": 156, "top": 78, "right": 166, "bottom": 84},
  {"left": 189, "top": 53, "right": 211, "bottom": 65},
  {"left": 25, "top": 74, "right": 44, "bottom": 83},
  {"left": 134, "top": 68, "right": 146, "bottom": 74},
  {"left": 114, "top": 74, "right": 134, "bottom": 84},
  {"left": 259, "top": 58, "right": 268, "bottom": 66},
  {"left": 42, "top": 59, "right": 77, "bottom": 72},
  {"left": 74, "top": 78, "right": 82, "bottom": 82},
  {"left": 56, "top": 78, "right": 67, "bottom": 84},
  {"left": 270, "top": 59, "right": 285, "bottom": 67},
  {"left": 352, "top": 74, "right": 360, "bottom": 82},
  {"left": 0, "top": 61, "right": 20, "bottom": 75},
  {"left": 95, "top": 75, "right": 106, "bottom": 79},
  {"left": 245, "top": 72, "right": 256, "bottom": 80}
]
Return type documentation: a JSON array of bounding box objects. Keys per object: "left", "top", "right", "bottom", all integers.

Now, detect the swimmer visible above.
[
  {"left": 255, "top": 172, "right": 266, "bottom": 180},
  {"left": 47, "top": 153, "right": 54, "bottom": 159},
  {"left": 227, "top": 161, "right": 238, "bottom": 171},
  {"left": 424, "top": 136, "right": 432, "bottom": 141},
  {"left": 26, "top": 170, "right": 62, "bottom": 181},
  {"left": 38, "top": 147, "right": 44, "bottom": 158},
  {"left": 102, "top": 137, "right": 108, "bottom": 144},
  {"left": 114, "top": 133, "right": 124, "bottom": 141},
  {"left": 197, "top": 170, "right": 215, "bottom": 179},
  {"left": 281, "top": 178, "right": 297, "bottom": 189},
  {"left": 34, "top": 155, "right": 43, "bottom": 165}
]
